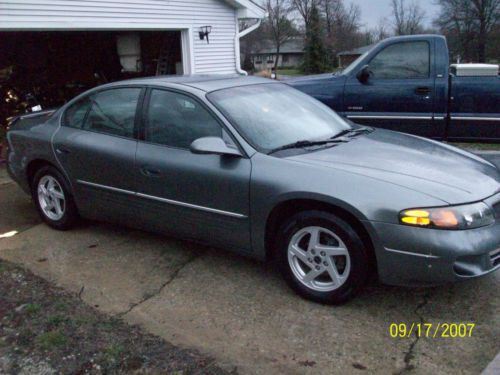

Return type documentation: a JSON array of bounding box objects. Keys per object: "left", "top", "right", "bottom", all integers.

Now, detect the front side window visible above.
[
  {"left": 83, "top": 88, "right": 141, "bottom": 138},
  {"left": 145, "top": 89, "right": 222, "bottom": 149},
  {"left": 207, "top": 83, "right": 351, "bottom": 153},
  {"left": 369, "top": 42, "right": 430, "bottom": 80}
]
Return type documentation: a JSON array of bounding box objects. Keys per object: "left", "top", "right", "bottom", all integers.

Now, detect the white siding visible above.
[{"left": 0, "top": 0, "right": 238, "bottom": 74}]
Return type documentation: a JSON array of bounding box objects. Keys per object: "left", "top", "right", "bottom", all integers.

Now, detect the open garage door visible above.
[{"left": 0, "top": 30, "right": 184, "bottom": 124}]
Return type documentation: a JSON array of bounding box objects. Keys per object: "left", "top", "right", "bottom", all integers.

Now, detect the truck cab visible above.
[{"left": 289, "top": 35, "right": 500, "bottom": 141}]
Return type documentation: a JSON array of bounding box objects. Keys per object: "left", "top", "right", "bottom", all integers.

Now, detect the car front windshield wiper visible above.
[
  {"left": 268, "top": 138, "right": 347, "bottom": 155},
  {"left": 330, "top": 126, "right": 373, "bottom": 140}
]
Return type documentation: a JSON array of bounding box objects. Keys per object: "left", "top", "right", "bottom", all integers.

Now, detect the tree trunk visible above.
[
  {"left": 274, "top": 44, "right": 280, "bottom": 76},
  {"left": 477, "top": 20, "right": 487, "bottom": 62}
]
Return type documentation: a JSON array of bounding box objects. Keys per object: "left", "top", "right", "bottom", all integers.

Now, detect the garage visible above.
[
  {"left": 1, "top": 31, "right": 183, "bottom": 109},
  {"left": 0, "top": 0, "right": 265, "bottom": 125}
]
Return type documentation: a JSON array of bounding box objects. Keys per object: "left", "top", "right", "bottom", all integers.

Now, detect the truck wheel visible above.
[
  {"left": 276, "top": 210, "right": 370, "bottom": 304},
  {"left": 31, "top": 166, "right": 78, "bottom": 230}
]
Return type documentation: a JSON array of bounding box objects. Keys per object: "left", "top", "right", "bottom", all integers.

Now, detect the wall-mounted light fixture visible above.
[{"left": 199, "top": 26, "right": 212, "bottom": 44}]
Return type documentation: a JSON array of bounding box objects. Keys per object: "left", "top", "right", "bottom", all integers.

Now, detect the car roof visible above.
[{"left": 110, "top": 74, "right": 274, "bottom": 92}]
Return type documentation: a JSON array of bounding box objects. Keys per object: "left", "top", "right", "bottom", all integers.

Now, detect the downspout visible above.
[{"left": 235, "top": 18, "right": 262, "bottom": 75}]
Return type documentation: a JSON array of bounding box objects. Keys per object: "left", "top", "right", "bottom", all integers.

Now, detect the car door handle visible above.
[
  {"left": 415, "top": 87, "right": 432, "bottom": 95},
  {"left": 140, "top": 166, "right": 161, "bottom": 177},
  {"left": 55, "top": 147, "right": 71, "bottom": 155}
]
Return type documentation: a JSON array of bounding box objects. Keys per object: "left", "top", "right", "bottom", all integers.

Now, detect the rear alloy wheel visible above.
[
  {"left": 277, "top": 211, "right": 370, "bottom": 304},
  {"left": 37, "top": 175, "right": 66, "bottom": 221},
  {"left": 32, "top": 166, "right": 78, "bottom": 230}
]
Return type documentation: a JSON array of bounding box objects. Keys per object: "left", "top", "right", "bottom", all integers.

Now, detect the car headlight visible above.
[{"left": 399, "top": 202, "right": 495, "bottom": 230}]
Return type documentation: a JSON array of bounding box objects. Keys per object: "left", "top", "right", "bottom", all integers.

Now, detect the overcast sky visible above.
[{"left": 348, "top": 0, "right": 440, "bottom": 30}]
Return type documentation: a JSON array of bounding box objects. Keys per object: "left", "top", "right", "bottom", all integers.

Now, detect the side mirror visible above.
[
  {"left": 190, "top": 137, "right": 242, "bottom": 157},
  {"left": 356, "top": 65, "right": 372, "bottom": 84}
]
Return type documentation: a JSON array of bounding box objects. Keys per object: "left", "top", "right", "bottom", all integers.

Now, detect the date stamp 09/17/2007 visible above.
[{"left": 389, "top": 323, "right": 476, "bottom": 338}]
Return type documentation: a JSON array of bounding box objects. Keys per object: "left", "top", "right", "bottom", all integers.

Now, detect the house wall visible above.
[{"left": 0, "top": 0, "right": 238, "bottom": 74}]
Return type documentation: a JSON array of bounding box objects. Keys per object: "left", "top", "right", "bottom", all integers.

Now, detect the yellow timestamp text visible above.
[{"left": 389, "top": 323, "right": 475, "bottom": 338}]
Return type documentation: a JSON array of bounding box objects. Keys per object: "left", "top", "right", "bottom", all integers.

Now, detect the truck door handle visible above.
[
  {"left": 415, "top": 87, "right": 431, "bottom": 95},
  {"left": 140, "top": 166, "right": 161, "bottom": 177}
]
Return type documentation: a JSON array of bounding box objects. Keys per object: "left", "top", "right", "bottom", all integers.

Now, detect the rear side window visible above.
[
  {"left": 63, "top": 97, "right": 92, "bottom": 129},
  {"left": 145, "top": 89, "right": 222, "bottom": 149},
  {"left": 84, "top": 88, "right": 141, "bottom": 138},
  {"left": 369, "top": 41, "right": 430, "bottom": 79}
]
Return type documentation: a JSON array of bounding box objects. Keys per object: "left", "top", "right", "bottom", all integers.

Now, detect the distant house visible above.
[
  {"left": 337, "top": 44, "right": 374, "bottom": 68},
  {"left": 251, "top": 39, "right": 304, "bottom": 70}
]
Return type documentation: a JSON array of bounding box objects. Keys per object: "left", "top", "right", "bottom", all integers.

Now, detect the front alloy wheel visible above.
[
  {"left": 288, "top": 226, "right": 351, "bottom": 292},
  {"left": 277, "top": 211, "right": 370, "bottom": 304}
]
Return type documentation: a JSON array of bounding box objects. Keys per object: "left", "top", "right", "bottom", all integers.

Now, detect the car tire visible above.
[
  {"left": 276, "top": 210, "right": 370, "bottom": 305},
  {"left": 31, "top": 165, "right": 78, "bottom": 230}
]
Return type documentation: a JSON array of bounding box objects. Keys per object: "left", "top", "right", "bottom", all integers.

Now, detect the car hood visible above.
[{"left": 287, "top": 129, "right": 500, "bottom": 204}]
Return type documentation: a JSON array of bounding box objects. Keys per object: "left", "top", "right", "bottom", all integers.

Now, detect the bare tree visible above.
[
  {"left": 472, "top": 0, "right": 500, "bottom": 61},
  {"left": 320, "top": 0, "right": 362, "bottom": 63},
  {"left": 367, "top": 18, "right": 391, "bottom": 43},
  {"left": 292, "top": 0, "right": 320, "bottom": 29},
  {"left": 266, "top": 0, "right": 297, "bottom": 71},
  {"left": 434, "top": 0, "right": 478, "bottom": 61},
  {"left": 322, "top": 0, "right": 343, "bottom": 34},
  {"left": 390, "top": 0, "right": 426, "bottom": 35},
  {"left": 435, "top": 0, "right": 500, "bottom": 62}
]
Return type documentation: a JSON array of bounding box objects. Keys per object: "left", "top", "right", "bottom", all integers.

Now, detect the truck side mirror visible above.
[{"left": 356, "top": 65, "right": 372, "bottom": 84}]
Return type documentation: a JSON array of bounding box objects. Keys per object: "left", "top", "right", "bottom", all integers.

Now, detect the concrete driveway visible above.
[{"left": 0, "top": 164, "right": 499, "bottom": 375}]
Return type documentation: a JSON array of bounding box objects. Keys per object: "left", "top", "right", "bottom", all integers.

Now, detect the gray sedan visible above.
[{"left": 6, "top": 76, "right": 500, "bottom": 304}]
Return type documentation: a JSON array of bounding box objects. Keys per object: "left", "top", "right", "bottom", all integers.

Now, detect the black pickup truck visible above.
[{"left": 289, "top": 35, "right": 500, "bottom": 141}]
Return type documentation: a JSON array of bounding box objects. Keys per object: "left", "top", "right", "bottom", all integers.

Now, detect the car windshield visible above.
[{"left": 207, "top": 83, "right": 352, "bottom": 153}]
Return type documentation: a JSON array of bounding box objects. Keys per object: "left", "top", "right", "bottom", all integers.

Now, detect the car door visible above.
[
  {"left": 53, "top": 87, "right": 143, "bottom": 222},
  {"left": 343, "top": 40, "right": 439, "bottom": 138},
  {"left": 134, "top": 88, "right": 252, "bottom": 251}
]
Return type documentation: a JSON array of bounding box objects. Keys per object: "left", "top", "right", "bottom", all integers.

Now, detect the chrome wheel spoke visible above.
[
  {"left": 47, "top": 178, "right": 55, "bottom": 191},
  {"left": 38, "top": 185, "right": 48, "bottom": 197},
  {"left": 289, "top": 244, "right": 309, "bottom": 265},
  {"left": 303, "top": 268, "right": 323, "bottom": 284},
  {"left": 316, "top": 245, "right": 348, "bottom": 257},
  {"left": 52, "top": 198, "right": 63, "bottom": 216},
  {"left": 44, "top": 198, "right": 53, "bottom": 209},
  {"left": 307, "top": 227, "right": 320, "bottom": 252},
  {"left": 50, "top": 188, "right": 64, "bottom": 200},
  {"left": 325, "top": 257, "right": 343, "bottom": 286}
]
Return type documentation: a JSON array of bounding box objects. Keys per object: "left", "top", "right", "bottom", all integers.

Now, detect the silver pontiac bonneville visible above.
[{"left": 6, "top": 76, "right": 500, "bottom": 304}]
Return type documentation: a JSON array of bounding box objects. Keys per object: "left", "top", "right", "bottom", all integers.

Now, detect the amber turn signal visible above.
[{"left": 400, "top": 210, "right": 431, "bottom": 226}]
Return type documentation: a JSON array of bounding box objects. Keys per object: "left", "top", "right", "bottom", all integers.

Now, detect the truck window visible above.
[{"left": 369, "top": 41, "right": 430, "bottom": 80}]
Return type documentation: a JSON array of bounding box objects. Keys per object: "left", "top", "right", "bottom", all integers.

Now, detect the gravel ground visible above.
[{"left": 0, "top": 259, "right": 236, "bottom": 375}]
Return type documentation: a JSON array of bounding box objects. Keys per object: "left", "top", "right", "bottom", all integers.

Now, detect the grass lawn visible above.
[
  {"left": 0, "top": 259, "right": 233, "bottom": 374},
  {"left": 276, "top": 68, "right": 303, "bottom": 77},
  {"left": 449, "top": 142, "right": 500, "bottom": 151}
]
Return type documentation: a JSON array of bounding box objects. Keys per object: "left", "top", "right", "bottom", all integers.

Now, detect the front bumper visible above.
[{"left": 365, "top": 194, "right": 500, "bottom": 286}]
